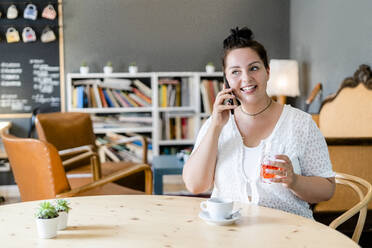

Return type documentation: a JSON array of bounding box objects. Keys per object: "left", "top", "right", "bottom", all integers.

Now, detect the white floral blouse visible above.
[{"left": 193, "top": 104, "right": 335, "bottom": 219}]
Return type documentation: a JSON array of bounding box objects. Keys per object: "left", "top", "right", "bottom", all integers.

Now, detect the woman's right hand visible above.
[{"left": 211, "top": 88, "right": 237, "bottom": 129}]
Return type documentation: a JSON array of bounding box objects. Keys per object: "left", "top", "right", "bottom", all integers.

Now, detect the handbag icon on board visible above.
[
  {"left": 22, "top": 27, "right": 37, "bottom": 43},
  {"left": 42, "top": 4, "right": 57, "bottom": 20},
  {"left": 6, "top": 27, "right": 21, "bottom": 43},
  {"left": 24, "top": 3, "right": 38, "bottom": 20},
  {"left": 41, "top": 26, "right": 56, "bottom": 43},
  {"left": 7, "top": 4, "right": 18, "bottom": 19}
]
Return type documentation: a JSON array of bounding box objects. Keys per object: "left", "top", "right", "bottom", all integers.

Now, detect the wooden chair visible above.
[
  {"left": 35, "top": 112, "right": 152, "bottom": 194},
  {"left": 329, "top": 173, "right": 372, "bottom": 243},
  {"left": 2, "top": 133, "right": 152, "bottom": 201}
]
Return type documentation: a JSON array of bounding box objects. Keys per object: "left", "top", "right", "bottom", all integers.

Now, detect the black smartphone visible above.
[{"left": 223, "top": 74, "right": 235, "bottom": 114}]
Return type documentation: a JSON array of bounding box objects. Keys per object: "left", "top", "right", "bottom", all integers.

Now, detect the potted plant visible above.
[
  {"left": 35, "top": 201, "right": 59, "bottom": 239},
  {"left": 103, "top": 61, "right": 113, "bottom": 74},
  {"left": 55, "top": 199, "right": 71, "bottom": 230},
  {"left": 205, "top": 62, "right": 215, "bottom": 73},
  {"left": 80, "top": 61, "right": 89, "bottom": 74},
  {"left": 128, "top": 62, "right": 138, "bottom": 74}
]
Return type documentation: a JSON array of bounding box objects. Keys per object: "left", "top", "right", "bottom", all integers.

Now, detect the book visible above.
[
  {"left": 181, "top": 78, "right": 189, "bottom": 106},
  {"left": 129, "top": 93, "right": 150, "bottom": 107},
  {"left": 120, "top": 92, "right": 139, "bottom": 107},
  {"left": 112, "top": 90, "right": 130, "bottom": 107},
  {"left": 168, "top": 84, "right": 176, "bottom": 107},
  {"left": 102, "top": 89, "right": 113, "bottom": 107},
  {"left": 133, "top": 87, "right": 152, "bottom": 104},
  {"left": 76, "top": 86, "right": 84, "bottom": 108},
  {"left": 89, "top": 85, "right": 97, "bottom": 108},
  {"left": 175, "top": 83, "right": 181, "bottom": 106},
  {"left": 84, "top": 85, "right": 91, "bottom": 107},
  {"left": 175, "top": 116, "right": 182, "bottom": 140},
  {"left": 160, "top": 84, "right": 167, "bottom": 107},
  {"left": 181, "top": 117, "right": 188, "bottom": 139},
  {"left": 98, "top": 87, "right": 108, "bottom": 107},
  {"left": 92, "top": 84, "right": 103, "bottom": 108},
  {"left": 72, "top": 79, "right": 101, "bottom": 86},
  {"left": 133, "top": 79, "right": 152, "bottom": 98},
  {"left": 102, "top": 146, "right": 120, "bottom": 162},
  {"left": 102, "top": 78, "right": 133, "bottom": 91},
  {"left": 106, "top": 89, "right": 120, "bottom": 108},
  {"left": 200, "top": 82, "right": 211, "bottom": 113},
  {"left": 72, "top": 87, "right": 78, "bottom": 108}
]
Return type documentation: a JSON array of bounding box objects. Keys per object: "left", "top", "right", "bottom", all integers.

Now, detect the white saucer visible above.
[{"left": 198, "top": 211, "right": 241, "bottom": 226}]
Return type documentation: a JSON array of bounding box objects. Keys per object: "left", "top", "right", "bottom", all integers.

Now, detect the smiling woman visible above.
[{"left": 182, "top": 26, "right": 336, "bottom": 219}]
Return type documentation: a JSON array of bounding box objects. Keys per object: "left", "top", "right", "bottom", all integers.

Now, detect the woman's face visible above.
[{"left": 224, "top": 47, "right": 270, "bottom": 104}]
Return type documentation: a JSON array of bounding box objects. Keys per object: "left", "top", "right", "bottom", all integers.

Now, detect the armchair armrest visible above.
[
  {"left": 62, "top": 149, "right": 102, "bottom": 181},
  {"left": 59, "top": 145, "right": 95, "bottom": 157},
  {"left": 56, "top": 163, "right": 152, "bottom": 197}
]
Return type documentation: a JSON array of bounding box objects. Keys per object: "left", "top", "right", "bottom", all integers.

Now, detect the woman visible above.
[{"left": 182, "top": 27, "right": 335, "bottom": 218}]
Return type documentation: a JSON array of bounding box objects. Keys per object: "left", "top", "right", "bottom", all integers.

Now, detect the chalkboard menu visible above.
[{"left": 0, "top": 0, "right": 61, "bottom": 115}]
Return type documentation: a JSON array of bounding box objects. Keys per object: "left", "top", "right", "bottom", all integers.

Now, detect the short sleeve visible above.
[
  {"left": 191, "top": 117, "right": 212, "bottom": 155},
  {"left": 300, "top": 117, "right": 335, "bottom": 178}
]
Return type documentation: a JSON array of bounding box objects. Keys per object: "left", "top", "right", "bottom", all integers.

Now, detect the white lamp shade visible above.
[{"left": 266, "top": 59, "right": 300, "bottom": 97}]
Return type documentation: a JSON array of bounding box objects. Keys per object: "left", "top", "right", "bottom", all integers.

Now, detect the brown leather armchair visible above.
[
  {"left": 2, "top": 133, "right": 152, "bottom": 201},
  {"left": 35, "top": 112, "right": 152, "bottom": 194}
]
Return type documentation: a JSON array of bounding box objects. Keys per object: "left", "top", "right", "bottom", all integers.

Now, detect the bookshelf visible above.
[{"left": 66, "top": 72, "right": 223, "bottom": 156}]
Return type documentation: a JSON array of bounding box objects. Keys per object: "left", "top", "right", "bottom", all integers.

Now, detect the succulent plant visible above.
[
  {"left": 35, "top": 201, "right": 59, "bottom": 219},
  {"left": 55, "top": 199, "right": 71, "bottom": 213}
]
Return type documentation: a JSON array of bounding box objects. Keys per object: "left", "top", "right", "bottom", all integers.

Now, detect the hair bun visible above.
[{"left": 230, "top": 26, "right": 254, "bottom": 40}]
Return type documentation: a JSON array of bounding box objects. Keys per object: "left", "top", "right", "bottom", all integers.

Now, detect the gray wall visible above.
[
  {"left": 290, "top": 0, "right": 372, "bottom": 112},
  {"left": 63, "top": 0, "right": 289, "bottom": 73}
]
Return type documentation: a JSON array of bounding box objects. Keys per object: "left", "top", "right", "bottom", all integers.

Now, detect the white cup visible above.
[{"left": 200, "top": 197, "right": 233, "bottom": 220}]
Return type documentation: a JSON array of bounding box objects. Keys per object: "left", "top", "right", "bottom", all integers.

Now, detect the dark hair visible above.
[{"left": 222, "top": 27, "right": 269, "bottom": 69}]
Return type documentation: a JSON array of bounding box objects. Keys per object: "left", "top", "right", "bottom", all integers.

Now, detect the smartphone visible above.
[{"left": 223, "top": 74, "right": 235, "bottom": 114}]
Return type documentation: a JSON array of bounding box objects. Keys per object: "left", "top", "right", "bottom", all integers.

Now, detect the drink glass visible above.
[{"left": 260, "top": 153, "right": 285, "bottom": 184}]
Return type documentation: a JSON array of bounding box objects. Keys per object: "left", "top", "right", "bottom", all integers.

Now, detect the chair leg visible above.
[
  {"left": 144, "top": 168, "right": 153, "bottom": 195},
  {"left": 91, "top": 155, "right": 102, "bottom": 181}
]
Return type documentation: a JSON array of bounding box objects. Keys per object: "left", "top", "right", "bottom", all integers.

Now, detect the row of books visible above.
[
  {"left": 72, "top": 78, "right": 152, "bottom": 108},
  {"left": 160, "top": 113, "right": 195, "bottom": 140},
  {"left": 200, "top": 79, "right": 224, "bottom": 114},
  {"left": 91, "top": 113, "right": 152, "bottom": 129},
  {"left": 158, "top": 78, "right": 190, "bottom": 107},
  {"left": 96, "top": 133, "right": 153, "bottom": 163},
  {"left": 161, "top": 146, "right": 193, "bottom": 155}
]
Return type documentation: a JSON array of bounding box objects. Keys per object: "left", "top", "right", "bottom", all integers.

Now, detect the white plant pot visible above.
[
  {"left": 35, "top": 216, "right": 59, "bottom": 239},
  {"left": 103, "top": 66, "right": 113, "bottom": 74},
  {"left": 205, "top": 65, "right": 215, "bottom": 73},
  {"left": 128, "top": 66, "right": 138, "bottom": 74},
  {"left": 80, "top": 66, "right": 89, "bottom": 74},
  {"left": 57, "top": 211, "right": 68, "bottom": 230}
]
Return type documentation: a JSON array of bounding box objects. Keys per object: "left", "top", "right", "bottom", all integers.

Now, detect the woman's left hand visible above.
[{"left": 268, "top": 154, "right": 298, "bottom": 189}]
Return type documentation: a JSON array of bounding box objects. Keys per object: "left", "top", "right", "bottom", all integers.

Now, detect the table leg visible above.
[{"left": 154, "top": 172, "right": 163, "bottom": 195}]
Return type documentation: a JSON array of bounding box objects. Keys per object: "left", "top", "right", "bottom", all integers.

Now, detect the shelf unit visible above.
[{"left": 66, "top": 72, "right": 223, "bottom": 156}]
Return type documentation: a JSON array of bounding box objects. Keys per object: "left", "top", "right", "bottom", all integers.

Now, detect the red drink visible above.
[{"left": 260, "top": 164, "right": 283, "bottom": 182}]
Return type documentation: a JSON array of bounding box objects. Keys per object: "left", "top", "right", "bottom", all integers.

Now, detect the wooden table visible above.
[{"left": 0, "top": 195, "right": 358, "bottom": 247}]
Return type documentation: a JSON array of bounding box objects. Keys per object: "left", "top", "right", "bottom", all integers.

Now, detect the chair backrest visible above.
[
  {"left": 2, "top": 133, "right": 71, "bottom": 201},
  {"left": 319, "top": 65, "right": 372, "bottom": 137},
  {"left": 35, "top": 112, "right": 97, "bottom": 151},
  {"left": 329, "top": 173, "right": 372, "bottom": 243}
]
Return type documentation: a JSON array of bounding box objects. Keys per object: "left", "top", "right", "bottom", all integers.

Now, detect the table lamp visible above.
[{"left": 266, "top": 59, "right": 300, "bottom": 104}]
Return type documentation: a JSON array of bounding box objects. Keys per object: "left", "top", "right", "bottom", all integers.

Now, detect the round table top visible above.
[{"left": 0, "top": 195, "right": 358, "bottom": 247}]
